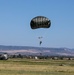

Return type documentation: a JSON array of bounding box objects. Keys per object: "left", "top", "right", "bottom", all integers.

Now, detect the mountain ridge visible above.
[{"left": 0, "top": 45, "right": 74, "bottom": 56}]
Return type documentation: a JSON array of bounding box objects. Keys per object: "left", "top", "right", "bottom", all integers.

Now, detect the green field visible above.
[{"left": 0, "top": 58, "right": 74, "bottom": 75}]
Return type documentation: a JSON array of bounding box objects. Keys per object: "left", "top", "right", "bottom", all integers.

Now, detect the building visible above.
[{"left": 0, "top": 53, "right": 8, "bottom": 60}]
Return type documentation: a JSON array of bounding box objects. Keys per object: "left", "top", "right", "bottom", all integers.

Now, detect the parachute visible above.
[
  {"left": 30, "top": 16, "right": 51, "bottom": 46},
  {"left": 30, "top": 16, "right": 51, "bottom": 29}
]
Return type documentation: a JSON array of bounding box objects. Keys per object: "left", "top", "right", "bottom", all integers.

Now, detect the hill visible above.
[{"left": 0, "top": 45, "right": 74, "bottom": 56}]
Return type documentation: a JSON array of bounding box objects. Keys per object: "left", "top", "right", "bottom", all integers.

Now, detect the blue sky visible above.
[{"left": 0, "top": 0, "right": 74, "bottom": 48}]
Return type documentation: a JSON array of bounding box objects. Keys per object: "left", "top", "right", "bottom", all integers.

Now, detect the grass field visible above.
[{"left": 0, "top": 58, "right": 74, "bottom": 75}]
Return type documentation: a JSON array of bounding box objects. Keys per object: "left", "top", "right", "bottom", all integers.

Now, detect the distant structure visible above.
[
  {"left": 0, "top": 53, "right": 8, "bottom": 60},
  {"left": 35, "top": 56, "right": 38, "bottom": 59}
]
